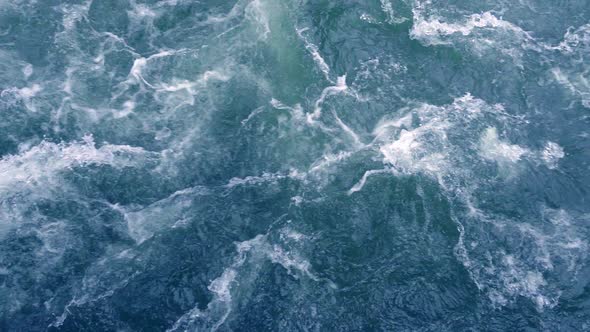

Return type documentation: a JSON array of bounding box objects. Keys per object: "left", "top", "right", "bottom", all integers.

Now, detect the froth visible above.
[
  {"left": 0, "top": 135, "right": 151, "bottom": 194},
  {"left": 168, "top": 231, "right": 326, "bottom": 331},
  {"left": 478, "top": 127, "right": 528, "bottom": 167},
  {"left": 541, "top": 142, "right": 565, "bottom": 169},
  {"left": 410, "top": 10, "right": 531, "bottom": 46},
  {"left": 365, "top": 93, "right": 582, "bottom": 308}
]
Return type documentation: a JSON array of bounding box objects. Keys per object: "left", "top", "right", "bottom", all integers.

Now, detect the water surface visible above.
[{"left": 1, "top": 0, "right": 590, "bottom": 330}]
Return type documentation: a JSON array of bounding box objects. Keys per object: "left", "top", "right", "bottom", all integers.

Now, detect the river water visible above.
[{"left": 1, "top": 0, "right": 590, "bottom": 330}]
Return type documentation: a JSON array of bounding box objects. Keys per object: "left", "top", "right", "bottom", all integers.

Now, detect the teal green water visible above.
[{"left": 1, "top": 0, "right": 590, "bottom": 331}]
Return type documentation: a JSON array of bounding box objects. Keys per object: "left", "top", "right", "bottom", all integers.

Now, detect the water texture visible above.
[{"left": 1, "top": 0, "right": 589, "bottom": 331}]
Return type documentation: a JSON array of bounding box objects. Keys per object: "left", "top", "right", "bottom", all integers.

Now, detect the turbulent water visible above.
[{"left": 1, "top": 0, "right": 590, "bottom": 330}]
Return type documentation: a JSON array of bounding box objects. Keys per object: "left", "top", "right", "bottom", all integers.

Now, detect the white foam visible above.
[
  {"left": 478, "top": 207, "right": 587, "bottom": 309},
  {"left": 59, "top": 2, "right": 90, "bottom": 31},
  {"left": 168, "top": 236, "right": 264, "bottom": 331},
  {"left": 225, "top": 169, "right": 305, "bottom": 189},
  {"left": 296, "top": 27, "right": 331, "bottom": 82},
  {"left": 50, "top": 268, "right": 142, "bottom": 328},
  {"left": 111, "top": 100, "right": 135, "bottom": 118},
  {"left": 129, "top": 58, "right": 152, "bottom": 87},
  {"left": 331, "top": 109, "right": 363, "bottom": 147},
  {"left": 139, "top": 69, "right": 222, "bottom": 118},
  {"left": 1, "top": 84, "right": 43, "bottom": 112},
  {"left": 120, "top": 186, "right": 210, "bottom": 243},
  {"left": 130, "top": 3, "right": 156, "bottom": 18},
  {"left": 308, "top": 75, "right": 348, "bottom": 123},
  {"left": 18, "top": 84, "right": 42, "bottom": 97},
  {"left": 380, "top": 0, "right": 407, "bottom": 24},
  {"left": 168, "top": 232, "right": 324, "bottom": 331},
  {"left": 309, "top": 150, "right": 354, "bottom": 173},
  {"left": 544, "top": 208, "right": 587, "bottom": 270},
  {"left": 245, "top": 0, "right": 270, "bottom": 40},
  {"left": 360, "top": 13, "right": 378, "bottom": 24},
  {"left": 199, "top": 0, "right": 250, "bottom": 25},
  {"left": 348, "top": 169, "right": 391, "bottom": 195},
  {"left": 375, "top": 94, "right": 507, "bottom": 178},
  {"left": 281, "top": 228, "right": 306, "bottom": 242},
  {"left": 372, "top": 112, "right": 413, "bottom": 139},
  {"left": 22, "top": 64, "right": 33, "bottom": 78},
  {"left": 62, "top": 67, "right": 75, "bottom": 95},
  {"left": 206, "top": 268, "right": 237, "bottom": 331},
  {"left": 551, "top": 24, "right": 590, "bottom": 54},
  {"left": 290, "top": 196, "right": 303, "bottom": 206},
  {"left": 0, "top": 135, "right": 151, "bottom": 194},
  {"left": 160, "top": 70, "right": 229, "bottom": 90},
  {"left": 270, "top": 98, "right": 305, "bottom": 118},
  {"left": 541, "top": 142, "right": 565, "bottom": 169},
  {"left": 368, "top": 94, "right": 581, "bottom": 308},
  {"left": 268, "top": 245, "right": 318, "bottom": 281},
  {"left": 202, "top": 70, "right": 230, "bottom": 83},
  {"left": 410, "top": 6, "right": 535, "bottom": 62},
  {"left": 374, "top": 94, "right": 504, "bottom": 178},
  {"left": 237, "top": 234, "right": 321, "bottom": 281},
  {"left": 410, "top": 11, "right": 530, "bottom": 46},
  {"left": 241, "top": 106, "right": 265, "bottom": 126},
  {"left": 413, "top": 12, "right": 508, "bottom": 39},
  {"left": 551, "top": 67, "right": 590, "bottom": 108},
  {"left": 497, "top": 255, "right": 553, "bottom": 309},
  {"left": 128, "top": 50, "right": 176, "bottom": 88},
  {"left": 478, "top": 127, "right": 528, "bottom": 165},
  {"left": 226, "top": 172, "right": 283, "bottom": 188},
  {"left": 378, "top": 123, "right": 449, "bottom": 175}
]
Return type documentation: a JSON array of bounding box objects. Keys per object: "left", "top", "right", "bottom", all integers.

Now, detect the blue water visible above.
[{"left": 1, "top": 0, "right": 590, "bottom": 331}]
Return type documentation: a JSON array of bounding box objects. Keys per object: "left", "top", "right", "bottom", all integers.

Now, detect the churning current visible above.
[{"left": 1, "top": 0, "right": 589, "bottom": 331}]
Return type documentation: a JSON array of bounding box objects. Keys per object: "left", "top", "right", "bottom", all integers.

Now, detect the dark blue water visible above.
[{"left": 1, "top": 0, "right": 590, "bottom": 331}]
